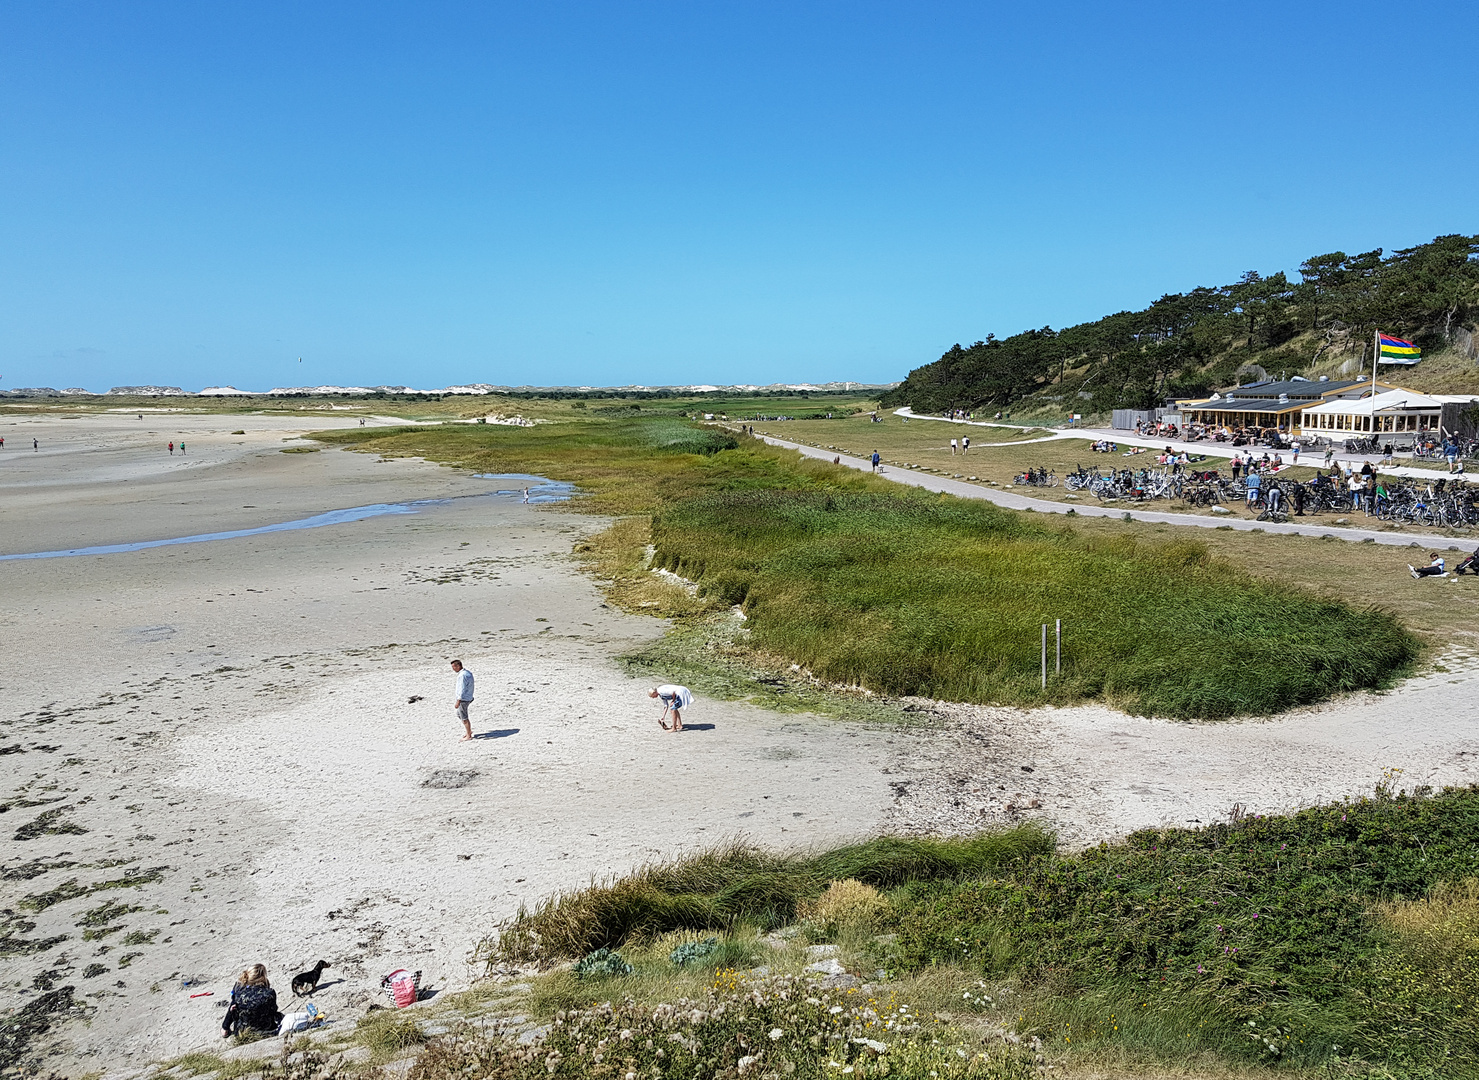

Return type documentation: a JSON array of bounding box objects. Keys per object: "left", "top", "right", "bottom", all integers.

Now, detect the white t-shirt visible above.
[
  {"left": 654, "top": 684, "right": 693, "bottom": 710},
  {"left": 455, "top": 668, "right": 474, "bottom": 701}
]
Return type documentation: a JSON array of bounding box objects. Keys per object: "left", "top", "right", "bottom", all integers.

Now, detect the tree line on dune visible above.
[{"left": 881, "top": 233, "right": 1479, "bottom": 415}]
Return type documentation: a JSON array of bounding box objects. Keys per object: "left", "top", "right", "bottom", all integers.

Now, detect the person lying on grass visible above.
[
  {"left": 649, "top": 684, "right": 694, "bottom": 732},
  {"left": 1410, "top": 553, "right": 1447, "bottom": 579}
]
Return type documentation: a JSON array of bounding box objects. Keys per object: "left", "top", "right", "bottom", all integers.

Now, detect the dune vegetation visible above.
[
  {"left": 315, "top": 416, "right": 1417, "bottom": 719},
  {"left": 477, "top": 783, "right": 1479, "bottom": 1078}
]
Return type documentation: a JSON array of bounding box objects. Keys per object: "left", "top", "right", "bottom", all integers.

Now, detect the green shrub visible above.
[
  {"left": 573, "top": 948, "right": 633, "bottom": 979},
  {"left": 890, "top": 785, "right": 1479, "bottom": 1070}
]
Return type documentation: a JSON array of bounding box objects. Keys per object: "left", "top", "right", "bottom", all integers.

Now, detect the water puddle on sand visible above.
[{"left": 0, "top": 475, "right": 572, "bottom": 562}]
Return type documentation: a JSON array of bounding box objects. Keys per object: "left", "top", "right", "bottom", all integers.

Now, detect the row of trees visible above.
[{"left": 882, "top": 234, "right": 1479, "bottom": 414}]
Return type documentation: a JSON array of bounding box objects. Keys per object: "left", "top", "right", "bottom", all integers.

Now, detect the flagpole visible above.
[{"left": 1371, "top": 329, "right": 1380, "bottom": 438}]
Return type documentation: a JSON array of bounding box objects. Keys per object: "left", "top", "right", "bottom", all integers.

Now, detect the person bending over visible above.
[
  {"left": 649, "top": 684, "right": 693, "bottom": 732},
  {"left": 222, "top": 964, "right": 282, "bottom": 1039}
]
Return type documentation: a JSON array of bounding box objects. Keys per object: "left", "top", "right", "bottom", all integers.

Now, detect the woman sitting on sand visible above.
[
  {"left": 222, "top": 964, "right": 283, "bottom": 1039},
  {"left": 649, "top": 684, "right": 694, "bottom": 732}
]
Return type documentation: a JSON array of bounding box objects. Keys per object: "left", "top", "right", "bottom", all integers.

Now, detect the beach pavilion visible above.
[
  {"left": 1300, "top": 389, "right": 1479, "bottom": 437},
  {"left": 1178, "top": 378, "right": 1394, "bottom": 436}
]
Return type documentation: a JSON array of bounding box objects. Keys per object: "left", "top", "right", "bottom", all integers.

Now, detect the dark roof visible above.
[
  {"left": 1187, "top": 398, "right": 1307, "bottom": 414},
  {"left": 1220, "top": 379, "right": 1362, "bottom": 401}
]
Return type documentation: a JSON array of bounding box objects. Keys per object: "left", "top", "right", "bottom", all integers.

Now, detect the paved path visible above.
[{"left": 756, "top": 432, "right": 1473, "bottom": 552}]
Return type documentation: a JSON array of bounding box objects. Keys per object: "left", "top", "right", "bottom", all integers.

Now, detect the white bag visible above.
[{"left": 280, "top": 1002, "right": 321, "bottom": 1034}]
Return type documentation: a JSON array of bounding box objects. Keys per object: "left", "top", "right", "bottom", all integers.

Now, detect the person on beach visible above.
[
  {"left": 179, "top": 441, "right": 185, "bottom": 454},
  {"left": 450, "top": 659, "right": 474, "bottom": 741},
  {"left": 33, "top": 439, "right": 38, "bottom": 451},
  {"left": 222, "top": 964, "right": 282, "bottom": 1039},
  {"left": 871, "top": 451, "right": 880, "bottom": 472},
  {"left": 169, "top": 442, "right": 174, "bottom": 454},
  {"left": 649, "top": 684, "right": 693, "bottom": 731}
]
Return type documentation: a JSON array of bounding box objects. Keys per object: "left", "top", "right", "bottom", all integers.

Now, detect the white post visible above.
[
  {"left": 1041, "top": 624, "right": 1047, "bottom": 689},
  {"left": 1056, "top": 619, "right": 1062, "bottom": 675}
]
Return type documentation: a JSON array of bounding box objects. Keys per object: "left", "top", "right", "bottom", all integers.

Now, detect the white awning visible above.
[{"left": 1300, "top": 389, "right": 1443, "bottom": 416}]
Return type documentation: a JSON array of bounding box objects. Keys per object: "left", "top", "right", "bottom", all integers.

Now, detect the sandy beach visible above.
[{"left": 3, "top": 411, "right": 1477, "bottom": 1074}]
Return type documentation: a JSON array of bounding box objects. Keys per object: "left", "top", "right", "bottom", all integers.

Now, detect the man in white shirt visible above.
[{"left": 450, "top": 660, "right": 475, "bottom": 741}]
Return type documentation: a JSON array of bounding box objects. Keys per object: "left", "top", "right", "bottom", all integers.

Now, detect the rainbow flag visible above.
[{"left": 1378, "top": 332, "right": 1422, "bottom": 365}]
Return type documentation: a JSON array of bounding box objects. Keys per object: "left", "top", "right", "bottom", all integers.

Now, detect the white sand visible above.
[{"left": 1, "top": 412, "right": 1475, "bottom": 1073}]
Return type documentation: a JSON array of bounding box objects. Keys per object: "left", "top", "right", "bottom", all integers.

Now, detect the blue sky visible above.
[{"left": 2, "top": 1, "right": 1475, "bottom": 391}]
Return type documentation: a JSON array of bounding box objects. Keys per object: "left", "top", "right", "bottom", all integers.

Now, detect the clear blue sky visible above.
[{"left": 2, "top": 1, "right": 1475, "bottom": 392}]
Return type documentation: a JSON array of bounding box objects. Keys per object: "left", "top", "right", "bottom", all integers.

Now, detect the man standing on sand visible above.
[{"left": 450, "top": 660, "right": 474, "bottom": 741}]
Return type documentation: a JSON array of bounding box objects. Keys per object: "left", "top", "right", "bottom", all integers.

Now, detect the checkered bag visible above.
[{"left": 380, "top": 968, "right": 422, "bottom": 1008}]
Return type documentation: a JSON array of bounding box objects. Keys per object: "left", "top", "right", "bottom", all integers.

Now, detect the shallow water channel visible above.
[{"left": 0, "top": 474, "right": 572, "bottom": 561}]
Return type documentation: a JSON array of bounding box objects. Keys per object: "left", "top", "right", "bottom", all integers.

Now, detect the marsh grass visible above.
[
  {"left": 652, "top": 490, "right": 1418, "bottom": 718},
  {"left": 315, "top": 417, "right": 1419, "bottom": 719},
  {"left": 615, "top": 611, "right": 909, "bottom": 723}
]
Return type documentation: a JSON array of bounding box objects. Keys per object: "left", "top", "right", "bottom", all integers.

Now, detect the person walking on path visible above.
[
  {"left": 649, "top": 684, "right": 693, "bottom": 732},
  {"left": 950, "top": 438, "right": 958, "bottom": 455},
  {"left": 1291, "top": 440, "right": 1301, "bottom": 465},
  {"left": 871, "top": 451, "right": 880, "bottom": 472},
  {"left": 962, "top": 436, "right": 970, "bottom": 454},
  {"left": 1324, "top": 446, "right": 1335, "bottom": 469},
  {"left": 450, "top": 659, "right": 474, "bottom": 741}
]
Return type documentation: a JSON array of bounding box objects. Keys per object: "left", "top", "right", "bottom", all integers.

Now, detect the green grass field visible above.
[{"left": 315, "top": 416, "right": 1418, "bottom": 719}]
